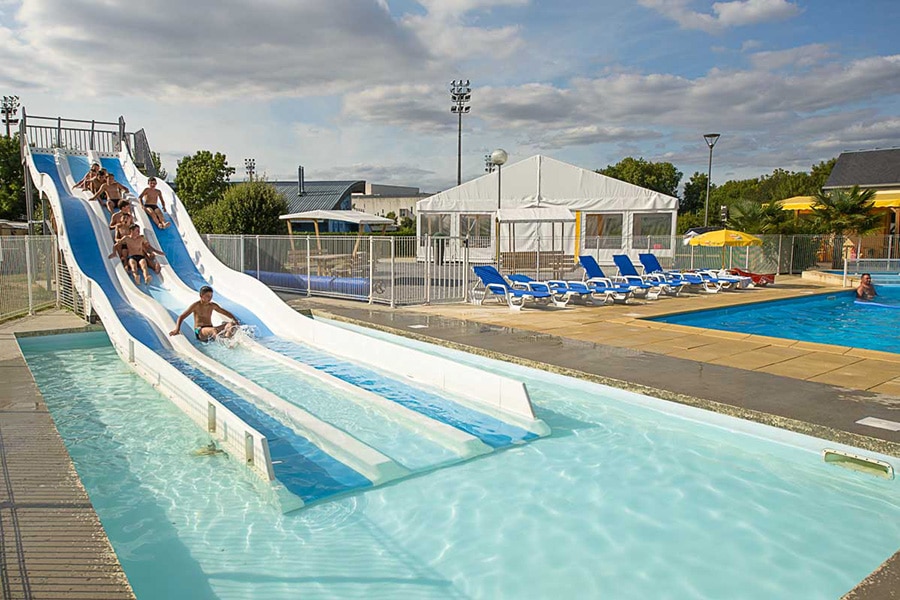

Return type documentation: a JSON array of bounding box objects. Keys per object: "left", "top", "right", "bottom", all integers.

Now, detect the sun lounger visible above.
[
  {"left": 638, "top": 253, "right": 720, "bottom": 294},
  {"left": 472, "top": 265, "right": 569, "bottom": 310},
  {"left": 578, "top": 255, "right": 661, "bottom": 300},
  {"left": 612, "top": 254, "right": 685, "bottom": 297},
  {"left": 508, "top": 274, "right": 628, "bottom": 305}
]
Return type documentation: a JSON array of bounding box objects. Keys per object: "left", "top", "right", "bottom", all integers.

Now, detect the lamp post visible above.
[
  {"left": 244, "top": 158, "right": 256, "bottom": 181},
  {"left": 450, "top": 79, "right": 471, "bottom": 186},
  {"left": 490, "top": 148, "right": 508, "bottom": 263},
  {"left": 1, "top": 95, "right": 20, "bottom": 138},
  {"left": 703, "top": 133, "right": 720, "bottom": 227}
]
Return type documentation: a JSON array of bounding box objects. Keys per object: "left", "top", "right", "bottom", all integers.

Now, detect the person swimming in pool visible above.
[
  {"left": 856, "top": 273, "right": 877, "bottom": 301},
  {"left": 169, "top": 285, "right": 240, "bottom": 342}
]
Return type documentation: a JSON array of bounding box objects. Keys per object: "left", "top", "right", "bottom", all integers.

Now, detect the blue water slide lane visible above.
[
  {"left": 100, "top": 158, "right": 535, "bottom": 449},
  {"left": 42, "top": 154, "right": 370, "bottom": 503}
]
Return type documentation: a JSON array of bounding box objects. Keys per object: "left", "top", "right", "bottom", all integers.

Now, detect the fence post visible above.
[
  {"left": 25, "top": 236, "right": 34, "bottom": 314},
  {"left": 239, "top": 234, "right": 245, "bottom": 273},
  {"left": 462, "top": 237, "right": 470, "bottom": 302},
  {"left": 536, "top": 234, "right": 542, "bottom": 278},
  {"left": 745, "top": 246, "right": 750, "bottom": 269},
  {"left": 305, "top": 236, "right": 311, "bottom": 297},
  {"left": 54, "top": 237, "right": 61, "bottom": 308},
  {"left": 776, "top": 235, "right": 783, "bottom": 275},
  {"left": 424, "top": 235, "right": 431, "bottom": 305},
  {"left": 390, "top": 236, "right": 396, "bottom": 308},
  {"left": 690, "top": 244, "right": 695, "bottom": 270},
  {"left": 56, "top": 117, "right": 62, "bottom": 149},
  {"left": 255, "top": 235, "right": 260, "bottom": 279},
  {"left": 789, "top": 236, "right": 795, "bottom": 274},
  {"left": 368, "top": 236, "right": 374, "bottom": 305}
]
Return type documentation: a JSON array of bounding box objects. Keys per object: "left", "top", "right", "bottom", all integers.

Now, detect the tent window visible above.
[
  {"left": 460, "top": 214, "right": 492, "bottom": 248},
  {"left": 632, "top": 213, "right": 672, "bottom": 249},
  {"left": 584, "top": 213, "right": 623, "bottom": 249},
  {"left": 632, "top": 213, "right": 671, "bottom": 237},
  {"left": 420, "top": 213, "right": 451, "bottom": 245}
]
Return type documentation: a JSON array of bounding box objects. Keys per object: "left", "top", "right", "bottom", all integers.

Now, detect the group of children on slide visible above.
[{"left": 74, "top": 162, "right": 239, "bottom": 342}]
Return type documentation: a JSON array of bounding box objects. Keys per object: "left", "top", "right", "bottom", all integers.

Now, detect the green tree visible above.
[
  {"left": 0, "top": 134, "right": 25, "bottom": 220},
  {"left": 681, "top": 172, "right": 708, "bottom": 214},
  {"left": 676, "top": 210, "right": 705, "bottom": 234},
  {"left": 806, "top": 158, "right": 837, "bottom": 194},
  {"left": 174, "top": 150, "right": 234, "bottom": 214},
  {"left": 811, "top": 186, "right": 880, "bottom": 236},
  {"left": 598, "top": 157, "right": 682, "bottom": 198},
  {"left": 215, "top": 181, "right": 287, "bottom": 234}
]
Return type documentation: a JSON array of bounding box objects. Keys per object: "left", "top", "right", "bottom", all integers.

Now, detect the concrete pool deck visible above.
[{"left": 0, "top": 310, "right": 135, "bottom": 599}]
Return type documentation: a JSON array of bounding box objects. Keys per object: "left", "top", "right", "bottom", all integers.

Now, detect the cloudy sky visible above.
[{"left": 2, "top": 0, "right": 899, "bottom": 192}]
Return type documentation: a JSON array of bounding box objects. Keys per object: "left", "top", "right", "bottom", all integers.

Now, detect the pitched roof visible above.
[
  {"left": 270, "top": 180, "right": 366, "bottom": 213},
  {"left": 824, "top": 148, "right": 900, "bottom": 189}
]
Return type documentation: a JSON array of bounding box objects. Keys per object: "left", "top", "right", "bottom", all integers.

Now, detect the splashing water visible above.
[{"left": 214, "top": 324, "right": 256, "bottom": 349}]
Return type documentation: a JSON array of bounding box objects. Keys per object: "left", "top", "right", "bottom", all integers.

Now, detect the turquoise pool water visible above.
[
  {"left": 651, "top": 286, "right": 900, "bottom": 353},
  {"left": 19, "top": 330, "right": 900, "bottom": 599}
]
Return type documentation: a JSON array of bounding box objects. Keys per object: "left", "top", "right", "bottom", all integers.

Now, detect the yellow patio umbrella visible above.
[{"left": 688, "top": 229, "right": 762, "bottom": 268}]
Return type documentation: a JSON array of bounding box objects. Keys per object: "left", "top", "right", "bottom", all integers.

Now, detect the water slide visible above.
[{"left": 24, "top": 143, "right": 549, "bottom": 511}]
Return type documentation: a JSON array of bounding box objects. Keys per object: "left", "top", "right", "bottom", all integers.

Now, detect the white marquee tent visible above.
[{"left": 416, "top": 155, "right": 679, "bottom": 263}]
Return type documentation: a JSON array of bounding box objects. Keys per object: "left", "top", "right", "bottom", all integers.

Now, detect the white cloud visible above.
[
  {"left": 748, "top": 44, "right": 832, "bottom": 70},
  {"left": 639, "top": 0, "right": 801, "bottom": 33}
]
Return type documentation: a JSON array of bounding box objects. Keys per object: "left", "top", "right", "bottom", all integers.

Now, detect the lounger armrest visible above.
[
  {"left": 586, "top": 276, "right": 613, "bottom": 287},
  {"left": 485, "top": 283, "right": 510, "bottom": 295}
]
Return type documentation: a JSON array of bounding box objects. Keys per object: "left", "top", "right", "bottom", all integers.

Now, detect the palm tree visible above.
[
  {"left": 811, "top": 186, "right": 880, "bottom": 236},
  {"left": 727, "top": 199, "right": 790, "bottom": 234}
]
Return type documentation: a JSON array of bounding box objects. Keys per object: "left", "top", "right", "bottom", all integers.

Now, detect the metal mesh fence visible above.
[{"left": 0, "top": 236, "right": 59, "bottom": 320}]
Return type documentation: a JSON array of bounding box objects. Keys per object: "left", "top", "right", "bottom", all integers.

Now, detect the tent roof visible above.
[
  {"left": 417, "top": 155, "right": 678, "bottom": 213},
  {"left": 279, "top": 209, "right": 394, "bottom": 225},
  {"left": 498, "top": 206, "right": 575, "bottom": 223}
]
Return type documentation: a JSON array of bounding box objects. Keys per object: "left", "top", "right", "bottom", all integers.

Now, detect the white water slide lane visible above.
[{"left": 26, "top": 144, "right": 549, "bottom": 511}]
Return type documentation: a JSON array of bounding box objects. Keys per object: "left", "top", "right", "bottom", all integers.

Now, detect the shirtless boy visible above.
[
  {"left": 108, "top": 210, "right": 135, "bottom": 263},
  {"left": 74, "top": 162, "right": 101, "bottom": 189},
  {"left": 121, "top": 224, "right": 164, "bottom": 285},
  {"left": 139, "top": 177, "right": 170, "bottom": 229},
  {"left": 90, "top": 173, "right": 129, "bottom": 212},
  {"left": 169, "top": 286, "right": 240, "bottom": 342}
]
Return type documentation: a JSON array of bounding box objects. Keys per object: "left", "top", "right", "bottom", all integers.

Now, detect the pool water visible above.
[
  {"left": 651, "top": 286, "right": 900, "bottom": 353},
  {"left": 19, "top": 331, "right": 900, "bottom": 599}
]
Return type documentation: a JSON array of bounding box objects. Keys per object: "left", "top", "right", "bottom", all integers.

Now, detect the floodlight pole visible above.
[
  {"left": 450, "top": 80, "right": 471, "bottom": 186},
  {"left": 244, "top": 158, "right": 256, "bottom": 181},
  {"left": 703, "top": 133, "right": 720, "bottom": 227},
  {"left": 2, "top": 95, "right": 20, "bottom": 138}
]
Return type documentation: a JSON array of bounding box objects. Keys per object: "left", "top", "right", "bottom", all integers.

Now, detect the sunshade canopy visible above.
[
  {"left": 688, "top": 229, "right": 763, "bottom": 247},
  {"left": 779, "top": 190, "right": 900, "bottom": 211},
  {"left": 280, "top": 210, "right": 394, "bottom": 225}
]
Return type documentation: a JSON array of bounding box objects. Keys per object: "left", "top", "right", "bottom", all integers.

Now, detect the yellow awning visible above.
[{"left": 779, "top": 190, "right": 900, "bottom": 211}]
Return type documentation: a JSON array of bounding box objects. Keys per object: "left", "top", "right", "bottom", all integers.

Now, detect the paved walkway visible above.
[{"left": 0, "top": 311, "right": 134, "bottom": 600}]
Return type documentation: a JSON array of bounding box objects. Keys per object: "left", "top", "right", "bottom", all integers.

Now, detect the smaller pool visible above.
[{"left": 651, "top": 286, "right": 900, "bottom": 353}]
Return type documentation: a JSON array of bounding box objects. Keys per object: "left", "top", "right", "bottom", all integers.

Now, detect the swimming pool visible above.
[
  {"left": 19, "top": 330, "right": 900, "bottom": 599},
  {"left": 651, "top": 286, "right": 900, "bottom": 353}
]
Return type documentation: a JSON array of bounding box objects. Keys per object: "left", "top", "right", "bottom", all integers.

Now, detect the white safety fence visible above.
[
  {"left": 0, "top": 235, "right": 78, "bottom": 322},
  {"left": 5, "top": 233, "right": 897, "bottom": 320}
]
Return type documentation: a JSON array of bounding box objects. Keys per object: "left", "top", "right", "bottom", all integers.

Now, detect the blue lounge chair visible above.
[
  {"left": 579, "top": 255, "right": 661, "bottom": 300},
  {"left": 638, "top": 253, "right": 720, "bottom": 294},
  {"left": 612, "top": 254, "right": 685, "bottom": 297},
  {"left": 508, "top": 274, "right": 627, "bottom": 305},
  {"left": 472, "top": 265, "right": 568, "bottom": 310}
]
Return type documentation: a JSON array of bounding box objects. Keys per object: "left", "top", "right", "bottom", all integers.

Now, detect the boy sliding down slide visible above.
[{"left": 169, "top": 286, "right": 240, "bottom": 342}]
